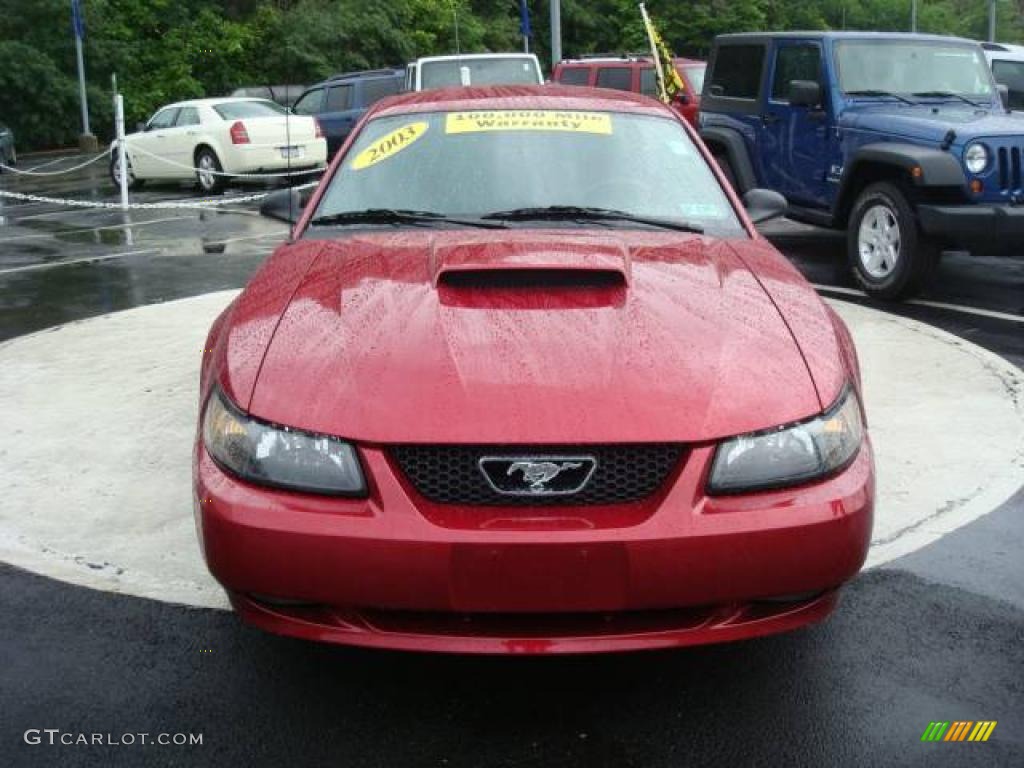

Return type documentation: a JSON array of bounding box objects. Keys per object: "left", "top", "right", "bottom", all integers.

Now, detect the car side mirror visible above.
[
  {"left": 743, "top": 188, "right": 787, "bottom": 224},
  {"left": 996, "top": 84, "right": 1009, "bottom": 110},
  {"left": 259, "top": 187, "right": 312, "bottom": 224},
  {"left": 789, "top": 80, "right": 822, "bottom": 108},
  {"left": 674, "top": 90, "right": 690, "bottom": 106},
  {"left": 136, "top": 122, "right": 147, "bottom": 133}
]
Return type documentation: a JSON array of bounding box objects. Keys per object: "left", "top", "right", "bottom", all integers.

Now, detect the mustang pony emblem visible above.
[{"left": 507, "top": 461, "right": 583, "bottom": 492}]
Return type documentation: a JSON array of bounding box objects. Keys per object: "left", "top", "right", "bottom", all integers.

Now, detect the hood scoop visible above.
[{"left": 431, "top": 237, "right": 631, "bottom": 290}]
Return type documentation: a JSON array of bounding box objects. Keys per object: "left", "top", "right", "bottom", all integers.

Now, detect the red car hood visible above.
[{"left": 235, "top": 230, "right": 834, "bottom": 444}]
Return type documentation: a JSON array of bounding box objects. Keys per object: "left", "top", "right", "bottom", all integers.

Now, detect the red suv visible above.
[{"left": 552, "top": 55, "right": 705, "bottom": 125}]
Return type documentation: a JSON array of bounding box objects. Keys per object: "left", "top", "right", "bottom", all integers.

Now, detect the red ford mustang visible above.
[{"left": 194, "top": 85, "right": 874, "bottom": 653}]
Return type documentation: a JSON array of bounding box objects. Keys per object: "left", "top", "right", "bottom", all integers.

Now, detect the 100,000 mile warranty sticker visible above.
[{"left": 445, "top": 111, "right": 612, "bottom": 135}]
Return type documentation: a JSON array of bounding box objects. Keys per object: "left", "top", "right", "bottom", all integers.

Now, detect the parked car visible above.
[
  {"left": 552, "top": 54, "right": 706, "bottom": 125},
  {"left": 195, "top": 84, "right": 874, "bottom": 654},
  {"left": 0, "top": 121, "right": 15, "bottom": 169},
  {"left": 110, "top": 98, "right": 327, "bottom": 194},
  {"left": 291, "top": 69, "right": 404, "bottom": 156},
  {"left": 981, "top": 41, "right": 1024, "bottom": 111},
  {"left": 699, "top": 31, "right": 1024, "bottom": 300},
  {"left": 229, "top": 85, "right": 307, "bottom": 108},
  {"left": 405, "top": 53, "right": 544, "bottom": 91}
]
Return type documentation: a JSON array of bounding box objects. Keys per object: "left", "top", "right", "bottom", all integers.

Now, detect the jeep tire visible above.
[{"left": 847, "top": 181, "right": 936, "bottom": 300}]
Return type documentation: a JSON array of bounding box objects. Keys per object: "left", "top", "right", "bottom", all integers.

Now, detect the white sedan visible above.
[{"left": 110, "top": 98, "right": 327, "bottom": 194}]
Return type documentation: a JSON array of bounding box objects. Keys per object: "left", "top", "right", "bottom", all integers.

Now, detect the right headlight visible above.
[
  {"left": 708, "top": 387, "right": 864, "bottom": 494},
  {"left": 964, "top": 142, "right": 989, "bottom": 174},
  {"left": 202, "top": 387, "right": 367, "bottom": 496}
]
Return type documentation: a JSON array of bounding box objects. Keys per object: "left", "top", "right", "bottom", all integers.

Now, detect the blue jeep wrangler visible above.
[{"left": 699, "top": 32, "right": 1024, "bottom": 299}]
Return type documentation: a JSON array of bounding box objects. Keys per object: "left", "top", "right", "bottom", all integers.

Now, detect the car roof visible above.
[
  {"left": 558, "top": 56, "right": 704, "bottom": 66},
  {"left": 982, "top": 41, "right": 1024, "bottom": 58},
  {"left": 318, "top": 68, "right": 404, "bottom": 86},
  {"left": 413, "top": 53, "right": 538, "bottom": 63},
  {"left": 370, "top": 84, "right": 673, "bottom": 119},
  {"left": 716, "top": 30, "right": 977, "bottom": 44},
  {"left": 160, "top": 97, "right": 278, "bottom": 110}
]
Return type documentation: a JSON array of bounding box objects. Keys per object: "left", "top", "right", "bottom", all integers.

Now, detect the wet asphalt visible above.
[{"left": 1, "top": 156, "right": 1022, "bottom": 767}]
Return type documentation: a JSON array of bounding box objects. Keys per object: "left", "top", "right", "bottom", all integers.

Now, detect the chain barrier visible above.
[
  {"left": 0, "top": 147, "right": 113, "bottom": 176},
  {"left": 128, "top": 144, "right": 325, "bottom": 179},
  {"left": 0, "top": 181, "right": 317, "bottom": 211}
]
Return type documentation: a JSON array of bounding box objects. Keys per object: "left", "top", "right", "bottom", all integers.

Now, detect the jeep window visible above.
[
  {"left": 992, "top": 60, "right": 1024, "bottom": 109},
  {"left": 835, "top": 41, "right": 994, "bottom": 98},
  {"left": 708, "top": 45, "right": 765, "bottom": 99},
  {"left": 683, "top": 65, "right": 706, "bottom": 94},
  {"left": 596, "top": 67, "right": 633, "bottom": 92},
  {"left": 557, "top": 67, "right": 591, "bottom": 86},
  {"left": 292, "top": 89, "right": 323, "bottom": 115},
  {"left": 316, "top": 111, "right": 743, "bottom": 235},
  {"left": 362, "top": 77, "right": 401, "bottom": 106},
  {"left": 771, "top": 45, "right": 821, "bottom": 101},
  {"left": 640, "top": 67, "right": 658, "bottom": 97},
  {"left": 326, "top": 85, "right": 353, "bottom": 112}
]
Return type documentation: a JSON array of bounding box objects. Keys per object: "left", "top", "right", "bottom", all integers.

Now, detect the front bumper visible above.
[
  {"left": 194, "top": 441, "right": 874, "bottom": 653},
  {"left": 917, "top": 202, "right": 1024, "bottom": 253}
]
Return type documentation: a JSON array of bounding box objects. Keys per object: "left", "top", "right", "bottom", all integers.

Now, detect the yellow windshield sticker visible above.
[
  {"left": 351, "top": 122, "right": 428, "bottom": 170},
  {"left": 445, "top": 111, "right": 612, "bottom": 135}
]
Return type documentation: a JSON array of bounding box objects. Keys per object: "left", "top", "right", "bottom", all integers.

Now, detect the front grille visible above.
[
  {"left": 996, "top": 146, "right": 1022, "bottom": 192},
  {"left": 390, "top": 444, "right": 683, "bottom": 506}
]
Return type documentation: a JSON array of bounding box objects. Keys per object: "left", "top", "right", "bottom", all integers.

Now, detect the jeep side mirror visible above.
[
  {"left": 789, "top": 80, "right": 822, "bottom": 108},
  {"left": 743, "top": 189, "right": 787, "bottom": 224},
  {"left": 260, "top": 187, "right": 313, "bottom": 224},
  {"left": 996, "top": 84, "right": 1009, "bottom": 110}
]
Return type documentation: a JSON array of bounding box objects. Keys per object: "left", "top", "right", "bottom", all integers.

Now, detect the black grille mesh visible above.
[{"left": 389, "top": 444, "right": 684, "bottom": 506}]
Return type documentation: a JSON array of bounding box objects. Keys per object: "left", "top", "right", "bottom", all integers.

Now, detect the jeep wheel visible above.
[{"left": 847, "top": 181, "right": 936, "bottom": 300}]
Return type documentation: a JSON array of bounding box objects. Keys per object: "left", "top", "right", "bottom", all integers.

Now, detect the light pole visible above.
[
  {"left": 911, "top": 0, "right": 917, "bottom": 32},
  {"left": 988, "top": 0, "right": 997, "bottom": 41},
  {"left": 71, "top": 0, "right": 96, "bottom": 150},
  {"left": 550, "top": 0, "right": 561, "bottom": 69}
]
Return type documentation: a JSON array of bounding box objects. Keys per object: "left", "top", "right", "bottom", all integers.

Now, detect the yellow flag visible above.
[{"left": 639, "top": 3, "right": 686, "bottom": 104}]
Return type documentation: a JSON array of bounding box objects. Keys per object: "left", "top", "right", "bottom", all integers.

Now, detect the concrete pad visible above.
[{"left": 0, "top": 293, "right": 1020, "bottom": 609}]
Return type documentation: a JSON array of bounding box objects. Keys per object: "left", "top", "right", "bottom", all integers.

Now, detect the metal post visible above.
[
  {"left": 550, "top": 0, "right": 561, "bottom": 68},
  {"left": 988, "top": 0, "right": 997, "bottom": 42},
  {"left": 115, "top": 93, "right": 129, "bottom": 211},
  {"left": 74, "top": 17, "right": 90, "bottom": 135},
  {"left": 911, "top": 0, "right": 917, "bottom": 32}
]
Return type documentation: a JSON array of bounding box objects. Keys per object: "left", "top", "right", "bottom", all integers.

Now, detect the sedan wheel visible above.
[
  {"left": 195, "top": 149, "right": 225, "bottom": 194},
  {"left": 110, "top": 153, "right": 142, "bottom": 190}
]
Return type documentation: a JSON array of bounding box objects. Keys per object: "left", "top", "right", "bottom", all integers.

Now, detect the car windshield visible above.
[
  {"left": 213, "top": 100, "right": 287, "bottom": 119},
  {"left": 313, "top": 109, "right": 743, "bottom": 234},
  {"left": 683, "top": 65, "right": 706, "bottom": 93},
  {"left": 835, "top": 40, "right": 995, "bottom": 98},
  {"left": 420, "top": 58, "right": 541, "bottom": 88}
]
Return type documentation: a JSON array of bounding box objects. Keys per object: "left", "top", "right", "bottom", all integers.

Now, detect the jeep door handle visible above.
[{"left": 762, "top": 113, "right": 781, "bottom": 125}]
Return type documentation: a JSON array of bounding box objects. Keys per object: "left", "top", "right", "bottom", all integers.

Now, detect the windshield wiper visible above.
[
  {"left": 845, "top": 89, "right": 916, "bottom": 105},
  {"left": 310, "top": 208, "right": 507, "bottom": 229},
  {"left": 911, "top": 90, "right": 984, "bottom": 108},
  {"left": 480, "top": 206, "right": 704, "bottom": 234}
]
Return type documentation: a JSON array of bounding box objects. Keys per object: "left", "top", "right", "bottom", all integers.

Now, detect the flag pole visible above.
[{"left": 639, "top": 3, "right": 667, "bottom": 103}]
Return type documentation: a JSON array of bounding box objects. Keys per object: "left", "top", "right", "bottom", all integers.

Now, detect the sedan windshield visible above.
[
  {"left": 835, "top": 40, "right": 995, "bottom": 99},
  {"left": 314, "top": 110, "right": 743, "bottom": 234}
]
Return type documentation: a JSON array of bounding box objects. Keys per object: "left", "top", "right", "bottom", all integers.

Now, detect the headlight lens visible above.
[
  {"left": 708, "top": 388, "right": 864, "bottom": 494},
  {"left": 202, "top": 388, "right": 366, "bottom": 496},
  {"left": 964, "top": 143, "right": 988, "bottom": 174}
]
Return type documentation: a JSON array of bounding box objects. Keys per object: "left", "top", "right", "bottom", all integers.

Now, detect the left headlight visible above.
[
  {"left": 202, "top": 388, "right": 367, "bottom": 496},
  {"left": 708, "top": 387, "right": 864, "bottom": 494},
  {"left": 964, "top": 142, "right": 988, "bottom": 174}
]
